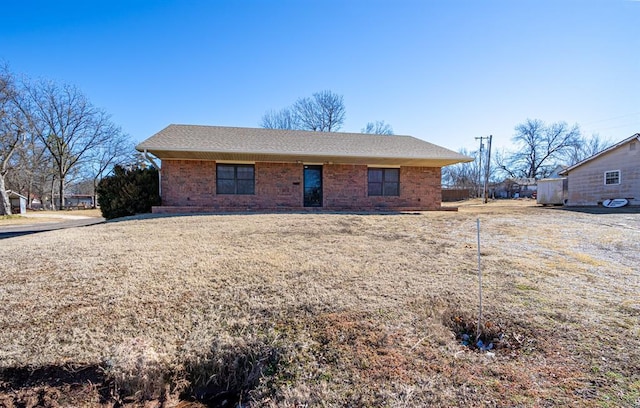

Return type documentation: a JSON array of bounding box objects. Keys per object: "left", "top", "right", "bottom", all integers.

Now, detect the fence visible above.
[{"left": 442, "top": 188, "right": 472, "bottom": 202}]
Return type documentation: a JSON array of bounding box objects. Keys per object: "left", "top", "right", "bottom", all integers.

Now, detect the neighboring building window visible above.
[
  {"left": 217, "top": 164, "right": 255, "bottom": 194},
  {"left": 604, "top": 170, "right": 620, "bottom": 185},
  {"left": 368, "top": 168, "right": 399, "bottom": 196}
]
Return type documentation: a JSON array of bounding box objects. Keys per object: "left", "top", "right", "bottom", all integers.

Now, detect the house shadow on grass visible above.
[
  {"left": 0, "top": 363, "right": 112, "bottom": 404},
  {"left": 105, "top": 209, "right": 432, "bottom": 223},
  {"left": 547, "top": 206, "right": 640, "bottom": 215}
]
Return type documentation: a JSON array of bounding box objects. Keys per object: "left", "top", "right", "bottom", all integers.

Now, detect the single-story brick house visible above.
[
  {"left": 559, "top": 133, "right": 639, "bottom": 206},
  {"left": 135, "top": 125, "right": 472, "bottom": 213}
]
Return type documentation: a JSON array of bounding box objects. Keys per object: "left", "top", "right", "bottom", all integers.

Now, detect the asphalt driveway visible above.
[{"left": 0, "top": 216, "right": 105, "bottom": 239}]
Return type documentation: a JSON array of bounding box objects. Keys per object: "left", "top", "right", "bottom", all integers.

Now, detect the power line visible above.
[{"left": 581, "top": 111, "right": 640, "bottom": 126}]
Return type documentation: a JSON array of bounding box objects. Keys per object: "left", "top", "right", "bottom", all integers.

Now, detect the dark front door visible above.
[{"left": 303, "top": 165, "right": 323, "bottom": 207}]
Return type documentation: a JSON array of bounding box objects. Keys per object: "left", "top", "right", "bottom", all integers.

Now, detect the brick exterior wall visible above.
[
  {"left": 156, "top": 160, "right": 442, "bottom": 213},
  {"left": 323, "top": 165, "right": 441, "bottom": 210},
  {"left": 161, "top": 160, "right": 217, "bottom": 206}
]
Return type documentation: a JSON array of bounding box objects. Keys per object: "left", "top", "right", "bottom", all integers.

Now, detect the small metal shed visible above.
[
  {"left": 3, "top": 190, "right": 27, "bottom": 215},
  {"left": 536, "top": 178, "right": 568, "bottom": 205}
]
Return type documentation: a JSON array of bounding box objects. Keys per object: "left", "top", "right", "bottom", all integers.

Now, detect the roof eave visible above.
[{"left": 137, "top": 148, "right": 472, "bottom": 168}]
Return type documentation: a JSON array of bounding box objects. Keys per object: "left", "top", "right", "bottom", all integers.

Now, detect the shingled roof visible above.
[{"left": 136, "top": 125, "right": 472, "bottom": 167}]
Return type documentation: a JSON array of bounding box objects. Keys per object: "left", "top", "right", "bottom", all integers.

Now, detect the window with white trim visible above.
[{"left": 604, "top": 170, "right": 620, "bottom": 185}]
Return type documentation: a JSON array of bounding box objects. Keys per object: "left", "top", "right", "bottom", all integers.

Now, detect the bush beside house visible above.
[{"left": 97, "top": 165, "right": 160, "bottom": 220}]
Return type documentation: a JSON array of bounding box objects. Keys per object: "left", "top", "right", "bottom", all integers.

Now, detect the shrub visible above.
[{"left": 97, "top": 165, "right": 160, "bottom": 220}]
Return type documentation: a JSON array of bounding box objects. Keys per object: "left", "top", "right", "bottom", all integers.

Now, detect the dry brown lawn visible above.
[{"left": 0, "top": 200, "right": 638, "bottom": 407}]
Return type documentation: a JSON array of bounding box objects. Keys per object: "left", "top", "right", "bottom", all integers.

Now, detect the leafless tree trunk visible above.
[
  {"left": 0, "top": 174, "right": 11, "bottom": 215},
  {"left": 49, "top": 173, "right": 58, "bottom": 210},
  {"left": 0, "top": 66, "right": 27, "bottom": 215}
]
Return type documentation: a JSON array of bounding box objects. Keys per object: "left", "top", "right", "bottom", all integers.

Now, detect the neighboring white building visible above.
[{"left": 560, "top": 134, "right": 639, "bottom": 206}]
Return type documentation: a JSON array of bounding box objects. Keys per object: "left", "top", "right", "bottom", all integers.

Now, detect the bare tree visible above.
[
  {"left": 261, "top": 107, "right": 298, "bottom": 129},
  {"left": 9, "top": 132, "right": 51, "bottom": 208},
  {"left": 442, "top": 148, "right": 481, "bottom": 191},
  {"left": 84, "top": 131, "right": 134, "bottom": 207},
  {"left": 493, "top": 148, "right": 517, "bottom": 180},
  {"left": 505, "top": 119, "right": 581, "bottom": 179},
  {"left": 361, "top": 120, "right": 394, "bottom": 135},
  {"left": 304, "top": 90, "right": 345, "bottom": 131},
  {"left": 565, "top": 133, "right": 612, "bottom": 166},
  {"left": 0, "top": 66, "right": 27, "bottom": 215},
  {"left": 261, "top": 90, "right": 346, "bottom": 132},
  {"left": 23, "top": 79, "right": 120, "bottom": 209}
]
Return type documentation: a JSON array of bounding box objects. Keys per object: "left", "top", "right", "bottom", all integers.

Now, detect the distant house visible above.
[
  {"left": 51, "top": 194, "right": 95, "bottom": 209},
  {"left": 559, "top": 133, "right": 639, "bottom": 206},
  {"left": 493, "top": 178, "right": 537, "bottom": 199},
  {"left": 547, "top": 165, "right": 568, "bottom": 179},
  {"left": 136, "top": 125, "right": 472, "bottom": 213},
  {"left": 65, "top": 195, "right": 94, "bottom": 208},
  {"left": 511, "top": 178, "right": 537, "bottom": 198}
]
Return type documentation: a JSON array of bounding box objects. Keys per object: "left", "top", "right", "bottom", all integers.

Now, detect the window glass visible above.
[
  {"left": 604, "top": 170, "right": 620, "bottom": 185},
  {"left": 384, "top": 182, "right": 399, "bottom": 196},
  {"left": 368, "top": 182, "right": 383, "bottom": 196},
  {"left": 236, "top": 166, "right": 254, "bottom": 180},
  {"left": 236, "top": 180, "right": 255, "bottom": 195},
  {"left": 368, "top": 168, "right": 399, "bottom": 196},
  {"left": 216, "top": 164, "right": 255, "bottom": 194},
  {"left": 368, "top": 169, "right": 383, "bottom": 183},
  {"left": 384, "top": 168, "right": 399, "bottom": 182},
  {"left": 217, "top": 165, "right": 235, "bottom": 180},
  {"left": 217, "top": 179, "right": 236, "bottom": 194}
]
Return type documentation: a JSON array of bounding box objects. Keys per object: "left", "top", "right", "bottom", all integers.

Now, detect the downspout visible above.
[{"left": 143, "top": 149, "right": 161, "bottom": 198}]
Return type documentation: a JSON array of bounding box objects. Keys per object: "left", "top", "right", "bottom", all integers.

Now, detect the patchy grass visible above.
[
  {"left": 0, "top": 214, "right": 33, "bottom": 225},
  {"left": 50, "top": 208, "right": 103, "bottom": 217},
  {"left": 27, "top": 208, "right": 103, "bottom": 218},
  {"left": 0, "top": 202, "right": 639, "bottom": 407}
]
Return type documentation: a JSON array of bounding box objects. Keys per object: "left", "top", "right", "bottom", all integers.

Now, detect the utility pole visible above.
[
  {"left": 484, "top": 135, "right": 492, "bottom": 203},
  {"left": 475, "top": 136, "right": 486, "bottom": 199},
  {"left": 475, "top": 135, "right": 493, "bottom": 203}
]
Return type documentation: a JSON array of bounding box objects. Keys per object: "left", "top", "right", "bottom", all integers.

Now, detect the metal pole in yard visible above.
[
  {"left": 483, "top": 135, "right": 492, "bottom": 204},
  {"left": 476, "top": 218, "right": 483, "bottom": 341}
]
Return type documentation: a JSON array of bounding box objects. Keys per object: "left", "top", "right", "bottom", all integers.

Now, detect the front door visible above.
[{"left": 303, "top": 165, "right": 323, "bottom": 207}]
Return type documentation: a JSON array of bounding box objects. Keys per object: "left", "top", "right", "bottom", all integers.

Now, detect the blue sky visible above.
[{"left": 1, "top": 0, "right": 638, "bottom": 153}]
